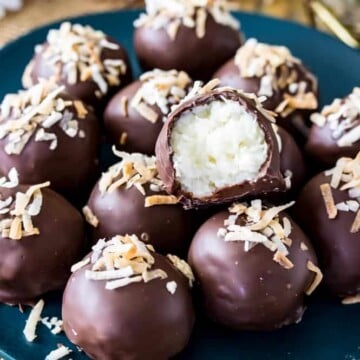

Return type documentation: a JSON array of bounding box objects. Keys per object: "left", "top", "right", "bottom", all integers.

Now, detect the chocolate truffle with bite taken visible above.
[
  {"left": 104, "top": 69, "right": 193, "bottom": 155},
  {"left": 156, "top": 83, "right": 285, "bottom": 209},
  {"left": 134, "top": 0, "right": 242, "bottom": 80},
  {"left": 0, "top": 82, "right": 100, "bottom": 198},
  {"left": 188, "top": 200, "right": 322, "bottom": 330},
  {"left": 294, "top": 153, "right": 360, "bottom": 301},
  {"left": 0, "top": 172, "right": 85, "bottom": 304},
  {"left": 84, "top": 151, "right": 193, "bottom": 255},
  {"left": 63, "top": 234, "right": 195, "bottom": 360},
  {"left": 306, "top": 87, "right": 360, "bottom": 166},
  {"left": 214, "top": 39, "right": 318, "bottom": 140},
  {"left": 22, "top": 22, "right": 132, "bottom": 110}
]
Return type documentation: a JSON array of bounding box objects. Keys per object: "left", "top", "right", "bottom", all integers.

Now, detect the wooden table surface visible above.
[{"left": 0, "top": 0, "right": 310, "bottom": 46}]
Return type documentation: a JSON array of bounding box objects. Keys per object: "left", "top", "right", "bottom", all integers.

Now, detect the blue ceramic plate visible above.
[{"left": 0, "top": 9, "right": 360, "bottom": 360}]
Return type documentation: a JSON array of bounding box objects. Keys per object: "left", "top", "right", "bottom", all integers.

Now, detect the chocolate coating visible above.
[
  {"left": 87, "top": 181, "right": 193, "bottom": 256},
  {"left": 0, "top": 185, "right": 85, "bottom": 304},
  {"left": 104, "top": 81, "right": 165, "bottom": 155},
  {"left": 294, "top": 172, "right": 360, "bottom": 297},
  {"left": 214, "top": 58, "right": 317, "bottom": 140},
  {"left": 134, "top": 13, "right": 241, "bottom": 81},
  {"left": 62, "top": 252, "right": 195, "bottom": 360},
  {"left": 0, "top": 93, "right": 100, "bottom": 198},
  {"left": 26, "top": 37, "right": 132, "bottom": 110},
  {"left": 155, "top": 88, "right": 285, "bottom": 208},
  {"left": 188, "top": 210, "right": 318, "bottom": 330},
  {"left": 306, "top": 123, "right": 359, "bottom": 166},
  {"left": 278, "top": 126, "right": 306, "bottom": 193}
]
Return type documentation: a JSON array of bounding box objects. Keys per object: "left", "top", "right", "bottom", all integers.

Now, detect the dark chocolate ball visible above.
[
  {"left": 306, "top": 88, "right": 360, "bottom": 166},
  {"left": 85, "top": 153, "right": 193, "bottom": 255},
  {"left": 0, "top": 83, "right": 100, "bottom": 198},
  {"left": 293, "top": 168, "right": 360, "bottom": 297},
  {"left": 104, "top": 70, "right": 193, "bottom": 155},
  {"left": 214, "top": 39, "right": 318, "bottom": 141},
  {"left": 0, "top": 184, "right": 85, "bottom": 304},
  {"left": 22, "top": 22, "right": 132, "bottom": 110},
  {"left": 134, "top": 7, "right": 241, "bottom": 80},
  {"left": 62, "top": 241, "right": 195, "bottom": 360},
  {"left": 188, "top": 204, "right": 320, "bottom": 330}
]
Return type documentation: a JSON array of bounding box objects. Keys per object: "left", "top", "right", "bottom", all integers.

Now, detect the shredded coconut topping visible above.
[
  {"left": 0, "top": 167, "right": 19, "bottom": 188},
  {"left": 167, "top": 254, "right": 194, "bottom": 286},
  {"left": 218, "top": 200, "right": 295, "bottom": 268},
  {"left": 235, "top": 39, "right": 318, "bottom": 117},
  {"left": 45, "top": 344, "right": 72, "bottom": 360},
  {"left": 0, "top": 179, "right": 49, "bottom": 240},
  {"left": 310, "top": 87, "right": 360, "bottom": 147},
  {"left": 23, "top": 299, "right": 44, "bottom": 342},
  {"left": 323, "top": 153, "right": 360, "bottom": 233},
  {"left": 134, "top": 0, "right": 240, "bottom": 40},
  {"left": 23, "top": 22, "right": 126, "bottom": 97},
  {"left": 71, "top": 234, "right": 192, "bottom": 293},
  {"left": 41, "top": 316, "right": 63, "bottom": 335},
  {"left": 131, "top": 69, "right": 192, "bottom": 122},
  {"left": 0, "top": 82, "right": 88, "bottom": 155}
]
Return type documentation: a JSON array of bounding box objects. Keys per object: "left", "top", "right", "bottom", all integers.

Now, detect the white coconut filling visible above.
[{"left": 171, "top": 100, "right": 268, "bottom": 197}]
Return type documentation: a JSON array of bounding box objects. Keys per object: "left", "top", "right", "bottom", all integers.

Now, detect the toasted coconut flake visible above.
[
  {"left": 306, "top": 261, "right": 323, "bottom": 295},
  {"left": 73, "top": 100, "right": 88, "bottom": 119},
  {"left": 342, "top": 294, "right": 360, "bottom": 305},
  {"left": 351, "top": 210, "right": 360, "bottom": 233},
  {"left": 273, "top": 250, "right": 294, "bottom": 269},
  {"left": 82, "top": 206, "right": 99, "bottom": 228},
  {"left": 45, "top": 344, "right": 72, "bottom": 360},
  {"left": 135, "top": 102, "right": 159, "bottom": 123},
  {"left": 119, "top": 132, "right": 128, "bottom": 145},
  {"left": 320, "top": 183, "right": 338, "bottom": 219},
  {"left": 167, "top": 254, "right": 194, "bottom": 287},
  {"left": 300, "top": 242, "right": 308, "bottom": 251},
  {"left": 166, "top": 281, "right": 177, "bottom": 294},
  {"left": 0, "top": 168, "right": 19, "bottom": 188},
  {"left": 120, "top": 96, "right": 129, "bottom": 117},
  {"left": 167, "top": 19, "right": 180, "bottom": 40},
  {"left": 23, "top": 299, "right": 44, "bottom": 342},
  {"left": 71, "top": 257, "right": 90, "bottom": 273},
  {"left": 85, "top": 266, "right": 134, "bottom": 280},
  {"left": 195, "top": 8, "right": 207, "bottom": 38},
  {"left": 145, "top": 195, "right": 179, "bottom": 207}
]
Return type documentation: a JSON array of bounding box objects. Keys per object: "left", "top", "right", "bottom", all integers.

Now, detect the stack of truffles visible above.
[{"left": 0, "top": 0, "right": 359, "bottom": 359}]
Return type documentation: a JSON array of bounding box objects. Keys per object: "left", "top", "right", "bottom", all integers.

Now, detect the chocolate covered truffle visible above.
[
  {"left": 0, "top": 82, "right": 99, "bottom": 197},
  {"left": 0, "top": 171, "right": 85, "bottom": 304},
  {"left": 274, "top": 125, "right": 306, "bottom": 193},
  {"left": 22, "top": 22, "right": 132, "bottom": 109},
  {"left": 214, "top": 39, "right": 318, "bottom": 139},
  {"left": 294, "top": 153, "right": 360, "bottom": 301},
  {"left": 104, "top": 69, "right": 193, "bottom": 155},
  {"left": 156, "top": 83, "right": 285, "bottom": 209},
  {"left": 63, "top": 234, "right": 195, "bottom": 360},
  {"left": 188, "top": 200, "right": 322, "bottom": 330},
  {"left": 84, "top": 150, "right": 193, "bottom": 255},
  {"left": 134, "top": 0, "right": 242, "bottom": 80},
  {"left": 306, "top": 87, "right": 360, "bottom": 166}
]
